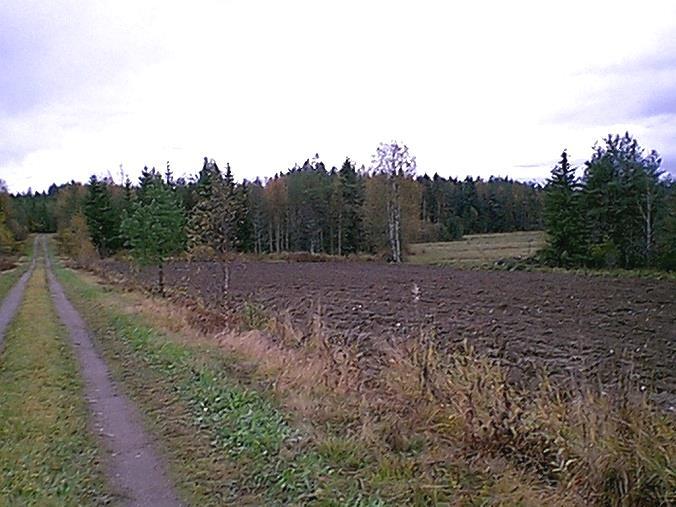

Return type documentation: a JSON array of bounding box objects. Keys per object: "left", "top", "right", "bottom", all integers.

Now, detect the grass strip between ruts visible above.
[{"left": 0, "top": 264, "right": 112, "bottom": 505}]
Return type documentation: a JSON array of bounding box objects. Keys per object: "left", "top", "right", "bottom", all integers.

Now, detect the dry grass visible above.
[
  {"left": 408, "top": 230, "right": 546, "bottom": 267},
  {"left": 70, "top": 258, "right": 674, "bottom": 505}
]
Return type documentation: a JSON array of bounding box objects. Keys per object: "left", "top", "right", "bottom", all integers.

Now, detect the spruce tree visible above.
[
  {"left": 338, "top": 157, "right": 364, "bottom": 254},
  {"left": 121, "top": 177, "right": 185, "bottom": 294},
  {"left": 186, "top": 157, "right": 239, "bottom": 295},
  {"left": 84, "top": 175, "right": 121, "bottom": 256},
  {"left": 543, "top": 150, "right": 585, "bottom": 266}
]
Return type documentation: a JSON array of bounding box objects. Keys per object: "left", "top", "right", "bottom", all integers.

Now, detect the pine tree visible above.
[
  {"left": 121, "top": 177, "right": 185, "bottom": 294},
  {"left": 543, "top": 150, "right": 585, "bottom": 266}
]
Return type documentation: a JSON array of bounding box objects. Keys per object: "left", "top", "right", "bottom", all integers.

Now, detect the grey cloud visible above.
[
  {"left": 0, "top": 1, "right": 163, "bottom": 117},
  {"left": 551, "top": 30, "right": 676, "bottom": 126},
  {"left": 636, "top": 92, "right": 676, "bottom": 119}
]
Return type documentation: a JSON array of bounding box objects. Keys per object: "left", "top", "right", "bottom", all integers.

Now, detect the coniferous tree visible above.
[
  {"left": 338, "top": 157, "right": 364, "bottom": 254},
  {"left": 121, "top": 177, "right": 185, "bottom": 294},
  {"left": 84, "top": 175, "right": 121, "bottom": 256},
  {"left": 543, "top": 150, "right": 585, "bottom": 266},
  {"left": 187, "top": 157, "right": 239, "bottom": 294},
  {"left": 655, "top": 179, "right": 676, "bottom": 270}
]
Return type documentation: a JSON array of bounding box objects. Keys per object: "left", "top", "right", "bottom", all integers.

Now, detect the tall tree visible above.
[
  {"left": 583, "top": 133, "right": 662, "bottom": 268},
  {"left": 121, "top": 177, "right": 185, "bottom": 294},
  {"left": 337, "top": 157, "right": 364, "bottom": 254},
  {"left": 371, "top": 142, "right": 416, "bottom": 262},
  {"left": 186, "top": 157, "right": 239, "bottom": 295},
  {"left": 84, "top": 175, "right": 121, "bottom": 256},
  {"left": 655, "top": 178, "right": 676, "bottom": 270},
  {"left": 543, "top": 150, "right": 585, "bottom": 266}
]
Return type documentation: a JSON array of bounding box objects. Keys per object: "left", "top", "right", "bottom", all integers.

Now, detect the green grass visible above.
[
  {"left": 408, "top": 230, "right": 545, "bottom": 267},
  {"left": 0, "top": 237, "right": 34, "bottom": 300},
  {"left": 0, "top": 265, "right": 111, "bottom": 505},
  {"left": 54, "top": 264, "right": 383, "bottom": 505},
  {"left": 0, "top": 265, "right": 24, "bottom": 301},
  {"left": 55, "top": 258, "right": 510, "bottom": 505}
]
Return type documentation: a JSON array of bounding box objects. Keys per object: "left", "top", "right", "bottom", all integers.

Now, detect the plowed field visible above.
[{"left": 103, "top": 260, "right": 676, "bottom": 409}]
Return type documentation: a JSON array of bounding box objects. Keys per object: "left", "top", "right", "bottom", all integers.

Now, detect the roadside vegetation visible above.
[
  {"left": 55, "top": 263, "right": 378, "bottom": 505},
  {"left": 0, "top": 263, "right": 24, "bottom": 301},
  {"left": 0, "top": 263, "right": 111, "bottom": 504},
  {"left": 0, "top": 238, "right": 31, "bottom": 299},
  {"left": 54, "top": 251, "right": 675, "bottom": 505}
]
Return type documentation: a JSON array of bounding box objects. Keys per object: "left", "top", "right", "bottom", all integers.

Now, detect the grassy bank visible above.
[
  {"left": 0, "top": 265, "right": 110, "bottom": 504},
  {"left": 54, "top": 265, "right": 371, "bottom": 505},
  {"left": 55, "top": 258, "right": 520, "bottom": 505},
  {"left": 408, "top": 231, "right": 545, "bottom": 267},
  {"left": 0, "top": 238, "right": 33, "bottom": 300},
  {"left": 55, "top": 254, "right": 676, "bottom": 505}
]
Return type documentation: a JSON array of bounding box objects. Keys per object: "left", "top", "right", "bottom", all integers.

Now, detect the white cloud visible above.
[{"left": 1, "top": 0, "right": 675, "bottom": 192}]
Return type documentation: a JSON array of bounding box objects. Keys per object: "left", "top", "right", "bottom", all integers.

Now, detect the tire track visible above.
[
  {"left": 0, "top": 238, "right": 36, "bottom": 353},
  {"left": 43, "top": 238, "right": 181, "bottom": 507}
]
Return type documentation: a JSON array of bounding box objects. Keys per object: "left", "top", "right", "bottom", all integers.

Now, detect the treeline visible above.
[
  {"left": 543, "top": 133, "right": 676, "bottom": 270},
  {"left": 1, "top": 148, "right": 544, "bottom": 262},
  {"left": 0, "top": 180, "right": 36, "bottom": 254}
]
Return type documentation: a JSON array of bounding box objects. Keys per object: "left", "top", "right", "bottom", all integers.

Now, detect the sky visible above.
[{"left": 1, "top": 0, "right": 676, "bottom": 193}]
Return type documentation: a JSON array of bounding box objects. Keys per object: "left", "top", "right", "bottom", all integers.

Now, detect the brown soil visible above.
[{"left": 103, "top": 259, "right": 676, "bottom": 409}]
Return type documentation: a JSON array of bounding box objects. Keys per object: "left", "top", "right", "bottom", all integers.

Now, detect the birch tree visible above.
[{"left": 371, "top": 142, "right": 416, "bottom": 262}]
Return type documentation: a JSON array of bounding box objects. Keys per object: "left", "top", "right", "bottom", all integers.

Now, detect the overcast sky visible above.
[{"left": 1, "top": 0, "right": 675, "bottom": 193}]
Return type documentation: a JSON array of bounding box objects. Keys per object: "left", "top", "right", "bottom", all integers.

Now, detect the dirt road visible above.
[
  {"left": 42, "top": 240, "right": 181, "bottom": 506},
  {"left": 0, "top": 247, "right": 35, "bottom": 352}
]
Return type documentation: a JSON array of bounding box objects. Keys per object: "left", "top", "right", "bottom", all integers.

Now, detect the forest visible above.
[
  {"left": 0, "top": 147, "right": 543, "bottom": 260},
  {"left": 0, "top": 133, "right": 674, "bottom": 271}
]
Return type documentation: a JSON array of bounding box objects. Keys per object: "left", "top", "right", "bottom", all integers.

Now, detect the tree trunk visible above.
[
  {"left": 337, "top": 218, "right": 342, "bottom": 257},
  {"left": 275, "top": 219, "right": 281, "bottom": 253},
  {"left": 221, "top": 261, "right": 230, "bottom": 298},
  {"left": 158, "top": 261, "right": 164, "bottom": 296},
  {"left": 387, "top": 177, "right": 402, "bottom": 263},
  {"left": 395, "top": 197, "right": 402, "bottom": 262},
  {"left": 639, "top": 180, "right": 656, "bottom": 264},
  {"left": 268, "top": 221, "right": 274, "bottom": 252}
]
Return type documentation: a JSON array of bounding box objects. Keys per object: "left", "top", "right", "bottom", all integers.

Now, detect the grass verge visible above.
[
  {"left": 55, "top": 253, "right": 676, "bottom": 506},
  {"left": 0, "top": 264, "right": 111, "bottom": 505},
  {"left": 54, "top": 264, "right": 379, "bottom": 505},
  {"left": 0, "top": 238, "right": 33, "bottom": 300},
  {"left": 55, "top": 258, "right": 521, "bottom": 505}
]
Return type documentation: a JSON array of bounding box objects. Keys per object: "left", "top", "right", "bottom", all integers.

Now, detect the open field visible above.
[
  {"left": 100, "top": 257, "right": 676, "bottom": 410},
  {"left": 73, "top": 251, "right": 676, "bottom": 504},
  {"left": 408, "top": 230, "right": 546, "bottom": 267},
  {"left": 0, "top": 237, "right": 670, "bottom": 504}
]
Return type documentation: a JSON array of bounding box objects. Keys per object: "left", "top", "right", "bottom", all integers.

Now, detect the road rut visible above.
[
  {"left": 43, "top": 241, "right": 181, "bottom": 506},
  {"left": 0, "top": 242, "right": 36, "bottom": 353}
]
